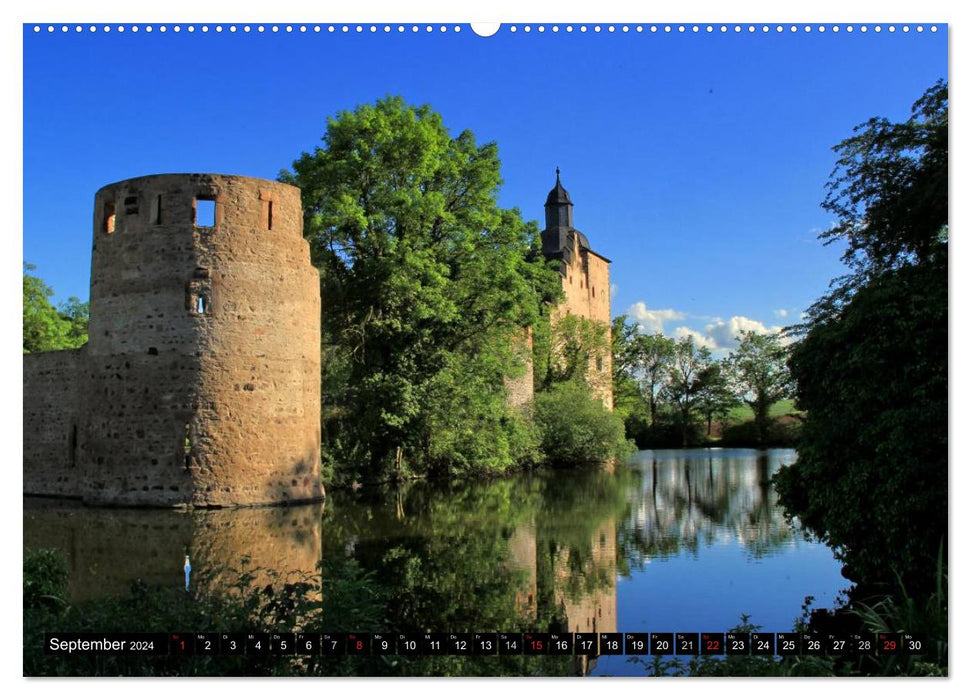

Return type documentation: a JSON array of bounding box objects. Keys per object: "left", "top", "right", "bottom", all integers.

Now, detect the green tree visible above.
[
  {"left": 728, "top": 331, "right": 792, "bottom": 445},
  {"left": 634, "top": 332, "right": 677, "bottom": 428},
  {"left": 23, "top": 264, "right": 88, "bottom": 353},
  {"left": 695, "top": 359, "right": 738, "bottom": 437},
  {"left": 282, "top": 97, "right": 559, "bottom": 479},
  {"left": 539, "top": 313, "right": 610, "bottom": 390},
  {"left": 806, "top": 78, "right": 947, "bottom": 323},
  {"left": 663, "top": 336, "right": 712, "bottom": 447},
  {"left": 774, "top": 81, "right": 947, "bottom": 598}
]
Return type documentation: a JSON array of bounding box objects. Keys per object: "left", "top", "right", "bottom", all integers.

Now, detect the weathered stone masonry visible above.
[{"left": 23, "top": 174, "right": 323, "bottom": 507}]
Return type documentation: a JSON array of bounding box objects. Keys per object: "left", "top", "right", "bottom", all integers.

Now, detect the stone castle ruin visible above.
[
  {"left": 23, "top": 171, "right": 609, "bottom": 507},
  {"left": 23, "top": 174, "right": 323, "bottom": 507}
]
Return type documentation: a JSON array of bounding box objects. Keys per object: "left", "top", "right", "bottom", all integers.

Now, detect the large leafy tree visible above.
[
  {"left": 806, "top": 78, "right": 947, "bottom": 324},
  {"left": 774, "top": 81, "right": 947, "bottom": 597},
  {"left": 23, "top": 264, "right": 88, "bottom": 353},
  {"left": 728, "top": 331, "right": 792, "bottom": 445},
  {"left": 663, "top": 336, "right": 712, "bottom": 447},
  {"left": 282, "top": 97, "right": 559, "bottom": 478},
  {"left": 695, "top": 359, "right": 738, "bottom": 437},
  {"left": 634, "top": 332, "right": 677, "bottom": 429}
]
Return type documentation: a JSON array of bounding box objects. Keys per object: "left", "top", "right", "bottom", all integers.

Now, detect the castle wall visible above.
[
  {"left": 25, "top": 173, "right": 324, "bottom": 507},
  {"left": 23, "top": 349, "right": 84, "bottom": 497},
  {"left": 556, "top": 238, "right": 613, "bottom": 408}
]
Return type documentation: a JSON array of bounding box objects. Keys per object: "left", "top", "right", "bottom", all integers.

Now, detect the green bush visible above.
[
  {"left": 24, "top": 548, "right": 69, "bottom": 610},
  {"left": 533, "top": 382, "right": 633, "bottom": 466}
]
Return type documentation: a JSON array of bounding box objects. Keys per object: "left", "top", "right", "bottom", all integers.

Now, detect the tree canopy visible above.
[
  {"left": 774, "top": 81, "right": 948, "bottom": 597},
  {"left": 806, "top": 78, "right": 947, "bottom": 325},
  {"left": 282, "top": 97, "right": 560, "bottom": 478},
  {"left": 729, "top": 331, "right": 792, "bottom": 445},
  {"left": 23, "top": 264, "right": 89, "bottom": 354}
]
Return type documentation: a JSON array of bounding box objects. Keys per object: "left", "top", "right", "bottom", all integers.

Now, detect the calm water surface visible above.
[{"left": 24, "top": 448, "right": 848, "bottom": 676}]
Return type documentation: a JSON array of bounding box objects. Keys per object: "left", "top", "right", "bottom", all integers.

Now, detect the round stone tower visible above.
[{"left": 80, "top": 174, "right": 322, "bottom": 507}]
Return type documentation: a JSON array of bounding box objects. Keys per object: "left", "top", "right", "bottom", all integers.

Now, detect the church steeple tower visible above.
[{"left": 544, "top": 167, "right": 574, "bottom": 231}]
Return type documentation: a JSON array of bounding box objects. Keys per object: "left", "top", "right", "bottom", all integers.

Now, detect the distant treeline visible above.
[{"left": 610, "top": 320, "right": 796, "bottom": 449}]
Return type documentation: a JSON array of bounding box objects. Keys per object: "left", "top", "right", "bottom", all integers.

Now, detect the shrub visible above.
[
  {"left": 533, "top": 382, "right": 633, "bottom": 466},
  {"left": 23, "top": 548, "right": 69, "bottom": 610}
]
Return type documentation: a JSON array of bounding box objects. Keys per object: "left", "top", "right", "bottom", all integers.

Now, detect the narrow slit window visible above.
[
  {"left": 103, "top": 202, "right": 116, "bottom": 234},
  {"left": 194, "top": 198, "right": 216, "bottom": 227},
  {"left": 596, "top": 356, "right": 604, "bottom": 372},
  {"left": 184, "top": 423, "right": 192, "bottom": 470},
  {"left": 196, "top": 296, "right": 208, "bottom": 314},
  {"left": 267, "top": 200, "right": 274, "bottom": 230},
  {"left": 69, "top": 424, "right": 77, "bottom": 468},
  {"left": 154, "top": 194, "right": 163, "bottom": 225}
]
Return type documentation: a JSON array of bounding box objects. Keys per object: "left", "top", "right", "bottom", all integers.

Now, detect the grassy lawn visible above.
[{"left": 725, "top": 398, "right": 801, "bottom": 423}]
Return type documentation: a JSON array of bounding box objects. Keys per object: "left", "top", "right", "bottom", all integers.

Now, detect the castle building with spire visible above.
[{"left": 542, "top": 170, "right": 614, "bottom": 408}]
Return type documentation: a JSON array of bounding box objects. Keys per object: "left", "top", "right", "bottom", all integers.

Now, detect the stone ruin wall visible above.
[
  {"left": 23, "top": 174, "right": 323, "bottom": 508},
  {"left": 23, "top": 349, "right": 84, "bottom": 498}
]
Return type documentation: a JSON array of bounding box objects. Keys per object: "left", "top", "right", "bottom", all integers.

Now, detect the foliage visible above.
[
  {"left": 23, "top": 263, "right": 89, "bottom": 353},
  {"left": 537, "top": 313, "right": 610, "bottom": 390},
  {"left": 695, "top": 359, "right": 739, "bottom": 436},
  {"left": 815, "top": 79, "right": 947, "bottom": 302},
  {"left": 23, "top": 548, "right": 70, "bottom": 611},
  {"left": 719, "top": 418, "right": 799, "bottom": 448},
  {"left": 728, "top": 331, "right": 793, "bottom": 444},
  {"left": 282, "top": 97, "right": 560, "bottom": 479},
  {"left": 533, "top": 381, "right": 632, "bottom": 466},
  {"left": 775, "top": 81, "right": 948, "bottom": 600},
  {"left": 852, "top": 543, "right": 947, "bottom": 675},
  {"left": 662, "top": 336, "right": 713, "bottom": 447}
]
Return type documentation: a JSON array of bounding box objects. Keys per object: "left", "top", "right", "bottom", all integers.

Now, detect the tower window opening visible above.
[
  {"left": 103, "top": 202, "right": 116, "bottom": 234},
  {"left": 184, "top": 423, "right": 192, "bottom": 470},
  {"left": 124, "top": 195, "right": 139, "bottom": 216},
  {"left": 267, "top": 200, "right": 274, "bottom": 230},
  {"left": 154, "top": 194, "right": 163, "bottom": 225},
  {"left": 596, "top": 356, "right": 604, "bottom": 372},
  {"left": 196, "top": 296, "right": 208, "bottom": 314},
  {"left": 194, "top": 198, "right": 216, "bottom": 227}
]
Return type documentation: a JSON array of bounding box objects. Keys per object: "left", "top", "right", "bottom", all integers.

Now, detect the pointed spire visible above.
[{"left": 545, "top": 167, "right": 572, "bottom": 206}]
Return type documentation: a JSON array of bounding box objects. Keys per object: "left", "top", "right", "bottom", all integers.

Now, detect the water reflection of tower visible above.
[
  {"left": 23, "top": 502, "right": 323, "bottom": 601},
  {"left": 553, "top": 520, "right": 617, "bottom": 637},
  {"left": 506, "top": 517, "right": 617, "bottom": 675}
]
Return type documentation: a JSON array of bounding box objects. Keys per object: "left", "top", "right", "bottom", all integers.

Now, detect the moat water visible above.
[{"left": 23, "top": 448, "right": 849, "bottom": 677}]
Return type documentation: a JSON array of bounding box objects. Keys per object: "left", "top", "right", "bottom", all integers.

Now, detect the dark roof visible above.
[
  {"left": 573, "top": 229, "right": 590, "bottom": 250},
  {"left": 544, "top": 169, "right": 572, "bottom": 206}
]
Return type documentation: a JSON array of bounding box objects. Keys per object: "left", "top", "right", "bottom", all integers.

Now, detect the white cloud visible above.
[
  {"left": 704, "top": 316, "right": 784, "bottom": 350},
  {"left": 774, "top": 309, "right": 788, "bottom": 318},
  {"left": 673, "top": 326, "right": 717, "bottom": 350},
  {"left": 627, "top": 302, "right": 684, "bottom": 334}
]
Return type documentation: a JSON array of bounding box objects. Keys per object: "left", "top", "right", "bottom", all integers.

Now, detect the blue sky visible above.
[{"left": 22, "top": 23, "right": 947, "bottom": 350}]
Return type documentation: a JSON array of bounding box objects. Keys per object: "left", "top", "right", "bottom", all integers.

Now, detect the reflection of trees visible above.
[
  {"left": 620, "top": 449, "right": 799, "bottom": 567},
  {"left": 321, "top": 466, "right": 627, "bottom": 675}
]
